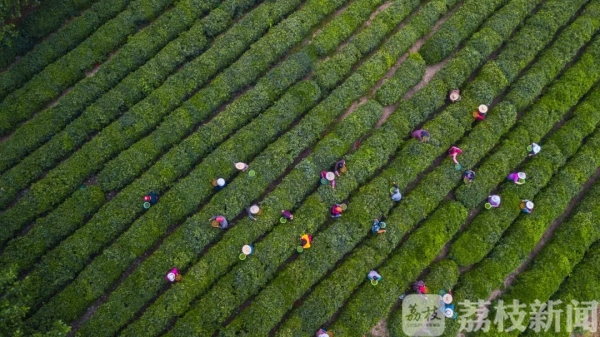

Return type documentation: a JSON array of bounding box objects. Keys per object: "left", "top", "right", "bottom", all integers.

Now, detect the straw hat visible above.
[
  {"left": 490, "top": 195, "right": 500, "bottom": 203},
  {"left": 449, "top": 91, "right": 460, "bottom": 101},
  {"left": 166, "top": 272, "right": 176, "bottom": 282},
  {"left": 235, "top": 162, "right": 246, "bottom": 170},
  {"left": 479, "top": 104, "right": 488, "bottom": 113},
  {"left": 217, "top": 178, "right": 225, "bottom": 186},
  {"left": 242, "top": 245, "right": 252, "bottom": 255},
  {"left": 250, "top": 205, "right": 260, "bottom": 214},
  {"left": 526, "top": 201, "right": 534, "bottom": 209},
  {"left": 518, "top": 172, "right": 526, "bottom": 180},
  {"left": 443, "top": 293, "right": 453, "bottom": 304},
  {"left": 325, "top": 172, "right": 335, "bottom": 181}
]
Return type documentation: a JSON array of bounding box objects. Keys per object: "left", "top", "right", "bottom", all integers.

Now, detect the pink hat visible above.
[{"left": 216, "top": 216, "right": 224, "bottom": 222}]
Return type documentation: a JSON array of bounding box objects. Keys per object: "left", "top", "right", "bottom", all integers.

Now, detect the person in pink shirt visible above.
[
  {"left": 507, "top": 172, "right": 526, "bottom": 184},
  {"left": 165, "top": 268, "right": 181, "bottom": 283}
]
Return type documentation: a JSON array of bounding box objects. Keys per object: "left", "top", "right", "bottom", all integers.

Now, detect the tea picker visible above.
[
  {"left": 411, "top": 129, "right": 430, "bottom": 143},
  {"left": 462, "top": 170, "right": 475, "bottom": 183},
  {"left": 448, "top": 146, "right": 463, "bottom": 170},
  {"left": 165, "top": 267, "right": 182, "bottom": 283},
  {"left": 527, "top": 143, "right": 541, "bottom": 157},
  {"left": 507, "top": 172, "right": 526, "bottom": 185},
  {"left": 520, "top": 200, "right": 534, "bottom": 214},
  {"left": 371, "top": 219, "right": 386, "bottom": 234},
  {"left": 246, "top": 205, "right": 260, "bottom": 221},
  {"left": 212, "top": 178, "right": 226, "bottom": 191},
  {"left": 320, "top": 171, "right": 336, "bottom": 189},
  {"left": 210, "top": 215, "right": 229, "bottom": 229},
  {"left": 486, "top": 195, "right": 501, "bottom": 209},
  {"left": 368, "top": 270, "right": 382, "bottom": 285},
  {"left": 299, "top": 234, "right": 312, "bottom": 251},
  {"left": 473, "top": 104, "right": 488, "bottom": 121},
  {"left": 316, "top": 328, "right": 333, "bottom": 337},
  {"left": 240, "top": 244, "right": 253, "bottom": 260},
  {"left": 413, "top": 280, "right": 428, "bottom": 294},
  {"left": 281, "top": 210, "right": 293, "bottom": 223},
  {"left": 235, "top": 162, "right": 249, "bottom": 172},
  {"left": 143, "top": 192, "right": 158, "bottom": 209},
  {"left": 334, "top": 159, "right": 347, "bottom": 177},
  {"left": 331, "top": 204, "right": 343, "bottom": 218},
  {"left": 390, "top": 182, "right": 402, "bottom": 202},
  {"left": 449, "top": 89, "right": 461, "bottom": 102}
]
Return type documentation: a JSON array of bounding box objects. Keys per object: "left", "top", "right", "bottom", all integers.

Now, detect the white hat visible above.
[
  {"left": 518, "top": 172, "right": 526, "bottom": 180},
  {"left": 249, "top": 205, "right": 260, "bottom": 214},
  {"left": 325, "top": 172, "right": 335, "bottom": 181},
  {"left": 217, "top": 178, "right": 225, "bottom": 186},
  {"left": 166, "top": 272, "right": 176, "bottom": 282},
  {"left": 526, "top": 201, "right": 534, "bottom": 209},
  {"left": 532, "top": 143, "right": 541, "bottom": 153},
  {"left": 443, "top": 293, "right": 453, "bottom": 304},
  {"left": 490, "top": 195, "right": 500, "bottom": 203},
  {"left": 235, "top": 162, "right": 246, "bottom": 170},
  {"left": 242, "top": 245, "right": 252, "bottom": 255},
  {"left": 478, "top": 104, "right": 488, "bottom": 113},
  {"left": 444, "top": 308, "right": 454, "bottom": 318},
  {"left": 449, "top": 92, "right": 460, "bottom": 101}
]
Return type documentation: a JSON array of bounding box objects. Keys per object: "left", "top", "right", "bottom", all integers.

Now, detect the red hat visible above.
[
  {"left": 216, "top": 216, "right": 224, "bottom": 222},
  {"left": 335, "top": 206, "right": 342, "bottom": 212}
]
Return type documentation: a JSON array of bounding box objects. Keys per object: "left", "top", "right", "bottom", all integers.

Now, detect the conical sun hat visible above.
[
  {"left": 235, "top": 162, "right": 246, "bottom": 170},
  {"left": 250, "top": 205, "right": 260, "bottom": 214},
  {"left": 526, "top": 201, "right": 534, "bottom": 209},
  {"left": 166, "top": 273, "right": 176, "bottom": 282},
  {"left": 325, "top": 172, "right": 335, "bottom": 181},
  {"left": 450, "top": 92, "right": 460, "bottom": 101},
  {"left": 478, "top": 104, "right": 488, "bottom": 113},
  {"left": 533, "top": 143, "right": 541, "bottom": 153},
  {"left": 217, "top": 178, "right": 225, "bottom": 186},
  {"left": 444, "top": 308, "right": 454, "bottom": 318},
  {"left": 443, "top": 293, "right": 453, "bottom": 304},
  {"left": 518, "top": 172, "right": 526, "bottom": 180},
  {"left": 491, "top": 195, "right": 500, "bottom": 203}
]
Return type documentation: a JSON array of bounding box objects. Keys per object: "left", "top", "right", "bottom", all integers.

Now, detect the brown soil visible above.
[{"left": 369, "top": 318, "right": 390, "bottom": 337}]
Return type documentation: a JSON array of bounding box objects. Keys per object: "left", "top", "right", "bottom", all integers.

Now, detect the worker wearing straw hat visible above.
[
  {"left": 300, "top": 234, "right": 312, "bottom": 249},
  {"left": 235, "top": 162, "right": 249, "bottom": 172},
  {"left": 411, "top": 129, "right": 430, "bottom": 142},
  {"left": 473, "top": 104, "right": 488, "bottom": 121},
  {"left": 247, "top": 205, "right": 260, "bottom": 221},
  {"left": 449, "top": 89, "right": 461, "bottom": 102},
  {"left": 209, "top": 215, "right": 229, "bottom": 229},
  {"left": 165, "top": 267, "right": 182, "bottom": 283},
  {"left": 488, "top": 195, "right": 501, "bottom": 208},
  {"left": 528, "top": 143, "right": 541, "bottom": 157},
  {"left": 321, "top": 171, "right": 336, "bottom": 189},
  {"left": 507, "top": 172, "right": 527, "bottom": 185},
  {"left": 331, "top": 204, "right": 343, "bottom": 218},
  {"left": 212, "top": 177, "right": 226, "bottom": 191},
  {"left": 390, "top": 182, "right": 402, "bottom": 202},
  {"left": 334, "top": 159, "right": 347, "bottom": 177},
  {"left": 521, "top": 200, "right": 534, "bottom": 214}
]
